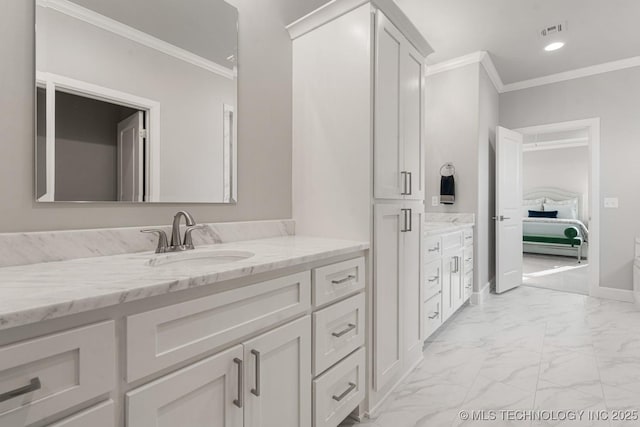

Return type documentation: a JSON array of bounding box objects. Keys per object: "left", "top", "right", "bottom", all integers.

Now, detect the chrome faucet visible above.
[{"left": 142, "top": 211, "right": 203, "bottom": 253}]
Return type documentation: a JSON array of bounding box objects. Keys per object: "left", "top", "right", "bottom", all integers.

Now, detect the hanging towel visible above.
[{"left": 440, "top": 175, "right": 455, "bottom": 204}]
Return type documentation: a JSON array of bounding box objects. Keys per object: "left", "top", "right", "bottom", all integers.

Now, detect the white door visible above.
[
  {"left": 401, "top": 45, "right": 425, "bottom": 201},
  {"left": 402, "top": 203, "right": 423, "bottom": 369},
  {"left": 126, "top": 345, "right": 243, "bottom": 427},
  {"left": 117, "top": 111, "right": 144, "bottom": 202},
  {"left": 243, "top": 316, "right": 311, "bottom": 427},
  {"left": 495, "top": 126, "right": 524, "bottom": 293},
  {"left": 373, "top": 203, "right": 403, "bottom": 391},
  {"left": 374, "top": 12, "right": 404, "bottom": 200}
]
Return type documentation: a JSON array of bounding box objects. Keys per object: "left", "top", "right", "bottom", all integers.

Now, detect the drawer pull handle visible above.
[
  {"left": 465, "top": 258, "right": 472, "bottom": 262},
  {"left": 250, "top": 350, "right": 261, "bottom": 397},
  {"left": 332, "top": 275, "right": 356, "bottom": 285},
  {"left": 465, "top": 236, "right": 473, "bottom": 240},
  {"left": 233, "top": 358, "right": 243, "bottom": 408},
  {"left": 333, "top": 382, "right": 357, "bottom": 402},
  {"left": 332, "top": 323, "right": 357, "bottom": 338},
  {"left": 0, "top": 377, "right": 41, "bottom": 403},
  {"left": 428, "top": 244, "right": 440, "bottom": 252},
  {"left": 428, "top": 275, "right": 439, "bottom": 283},
  {"left": 428, "top": 312, "right": 440, "bottom": 320}
]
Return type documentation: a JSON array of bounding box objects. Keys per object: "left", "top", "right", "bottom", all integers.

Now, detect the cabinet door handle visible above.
[
  {"left": 428, "top": 275, "right": 439, "bottom": 283},
  {"left": 332, "top": 323, "right": 357, "bottom": 338},
  {"left": 407, "top": 172, "right": 412, "bottom": 195},
  {"left": 332, "top": 382, "right": 357, "bottom": 402},
  {"left": 407, "top": 209, "right": 413, "bottom": 232},
  {"left": 233, "top": 358, "right": 243, "bottom": 408},
  {"left": 465, "top": 257, "right": 472, "bottom": 262},
  {"left": 250, "top": 350, "right": 261, "bottom": 397},
  {"left": 332, "top": 275, "right": 356, "bottom": 285},
  {"left": 428, "top": 312, "right": 440, "bottom": 320},
  {"left": 400, "top": 209, "right": 409, "bottom": 232},
  {"left": 400, "top": 172, "right": 409, "bottom": 195},
  {"left": 465, "top": 235, "right": 473, "bottom": 240},
  {"left": 0, "top": 377, "right": 41, "bottom": 403},
  {"left": 428, "top": 243, "right": 440, "bottom": 252}
]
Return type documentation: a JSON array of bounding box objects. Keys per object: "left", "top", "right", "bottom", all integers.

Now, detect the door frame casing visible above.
[
  {"left": 35, "top": 71, "right": 161, "bottom": 202},
  {"left": 515, "top": 118, "right": 603, "bottom": 299}
]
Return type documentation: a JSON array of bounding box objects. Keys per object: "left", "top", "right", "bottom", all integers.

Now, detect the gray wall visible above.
[
  {"left": 0, "top": 0, "right": 311, "bottom": 232},
  {"left": 500, "top": 67, "right": 640, "bottom": 290}
]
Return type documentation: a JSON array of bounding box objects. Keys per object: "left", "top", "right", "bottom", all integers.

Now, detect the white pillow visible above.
[
  {"left": 544, "top": 198, "right": 578, "bottom": 219},
  {"left": 523, "top": 198, "right": 544, "bottom": 217}
]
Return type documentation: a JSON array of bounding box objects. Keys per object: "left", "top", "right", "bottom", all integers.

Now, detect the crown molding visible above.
[
  {"left": 37, "top": 0, "right": 235, "bottom": 80},
  {"left": 286, "top": 0, "right": 433, "bottom": 58},
  {"left": 501, "top": 56, "right": 640, "bottom": 92},
  {"left": 425, "top": 51, "right": 505, "bottom": 93}
]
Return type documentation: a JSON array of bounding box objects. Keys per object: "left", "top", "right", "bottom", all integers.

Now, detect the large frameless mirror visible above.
[{"left": 35, "top": 0, "right": 238, "bottom": 203}]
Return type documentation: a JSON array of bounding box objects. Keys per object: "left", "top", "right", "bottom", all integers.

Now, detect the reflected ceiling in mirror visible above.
[{"left": 35, "top": 0, "right": 238, "bottom": 203}]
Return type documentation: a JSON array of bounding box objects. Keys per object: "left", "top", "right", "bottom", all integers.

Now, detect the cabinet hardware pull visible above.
[
  {"left": 332, "top": 275, "right": 356, "bottom": 285},
  {"left": 428, "top": 312, "right": 440, "bottom": 320},
  {"left": 407, "top": 208, "right": 413, "bottom": 232},
  {"left": 465, "top": 257, "right": 472, "bottom": 262},
  {"left": 332, "top": 323, "right": 357, "bottom": 338},
  {"left": 400, "top": 209, "right": 409, "bottom": 232},
  {"left": 0, "top": 378, "right": 41, "bottom": 403},
  {"left": 465, "top": 235, "right": 473, "bottom": 240},
  {"left": 428, "top": 243, "right": 440, "bottom": 252},
  {"left": 332, "top": 382, "right": 357, "bottom": 402},
  {"left": 401, "top": 172, "right": 409, "bottom": 195},
  {"left": 233, "top": 359, "right": 243, "bottom": 408},
  {"left": 407, "top": 172, "right": 412, "bottom": 195},
  {"left": 428, "top": 276, "right": 439, "bottom": 283},
  {"left": 251, "top": 350, "right": 261, "bottom": 397}
]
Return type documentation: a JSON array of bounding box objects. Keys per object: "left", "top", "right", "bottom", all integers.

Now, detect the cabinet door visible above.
[
  {"left": 126, "top": 346, "right": 243, "bottom": 427},
  {"left": 402, "top": 204, "right": 423, "bottom": 369},
  {"left": 401, "top": 43, "right": 425, "bottom": 200},
  {"left": 452, "top": 252, "right": 464, "bottom": 310},
  {"left": 374, "top": 11, "right": 404, "bottom": 200},
  {"left": 373, "top": 203, "right": 403, "bottom": 391},
  {"left": 243, "top": 316, "right": 311, "bottom": 427}
]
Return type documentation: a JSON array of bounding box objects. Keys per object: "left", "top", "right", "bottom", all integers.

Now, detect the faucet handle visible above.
[
  {"left": 141, "top": 229, "right": 169, "bottom": 253},
  {"left": 183, "top": 225, "right": 205, "bottom": 250}
]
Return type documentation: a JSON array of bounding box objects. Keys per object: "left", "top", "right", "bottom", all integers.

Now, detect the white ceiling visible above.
[{"left": 395, "top": 0, "right": 640, "bottom": 84}]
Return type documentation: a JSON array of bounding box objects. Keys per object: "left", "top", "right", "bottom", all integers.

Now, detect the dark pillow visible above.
[{"left": 528, "top": 210, "right": 558, "bottom": 218}]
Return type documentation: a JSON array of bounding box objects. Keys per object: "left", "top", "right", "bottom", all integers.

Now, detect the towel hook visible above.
[{"left": 440, "top": 162, "right": 455, "bottom": 177}]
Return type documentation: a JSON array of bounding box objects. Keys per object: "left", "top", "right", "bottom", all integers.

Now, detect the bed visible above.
[{"left": 522, "top": 187, "right": 589, "bottom": 262}]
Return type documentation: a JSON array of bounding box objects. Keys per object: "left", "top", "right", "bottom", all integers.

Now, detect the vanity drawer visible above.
[
  {"left": 313, "top": 293, "right": 365, "bottom": 375},
  {"left": 464, "top": 272, "right": 473, "bottom": 301},
  {"left": 0, "top": 322, "right": 115, "bottom": 427},
  {"left": 424, "top": 236, "right": 442, "bottom": 262},
  {"left": 313, "top": 348, "right": 365, "bottom": 427},
  {"left": 423, "top": 294, "right": 443, "bottom": 339},
  {"left": 423, "top": 259, "right": 442, "bottom": 302},
  {"left": 313, "top": 257, "right": 365, "bottom": 307},
  {"left": 48, "top": 400, "right": 115, "bottom": 427},
  {"left": 127, "top": 271, "right": 311, "bottom": 382},
  {"left": 463, "top": 247, "right": 473, "bottom": 273},
  {"left": 463, "top": 228, "right": 474, "bottom": 247},
  {"left": 442, "top": 231, "right": 463, "bottom": 252}
]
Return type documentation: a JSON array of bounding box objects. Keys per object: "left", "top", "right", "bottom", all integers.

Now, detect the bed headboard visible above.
[{"left": 523, "top": 187, "right": 586, "bottom": 223}]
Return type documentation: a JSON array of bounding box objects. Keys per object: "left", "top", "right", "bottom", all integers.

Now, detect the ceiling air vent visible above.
[{"left": 539, "top": 22, "right": 567, "bottom": 38}]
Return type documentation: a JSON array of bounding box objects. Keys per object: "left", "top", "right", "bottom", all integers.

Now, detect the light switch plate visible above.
[
  {"left": 432, "top": 196, "right": 440, "bottom": 206},
  {"left": 604, "top": 198, "right": 619, "bottom": 208}
]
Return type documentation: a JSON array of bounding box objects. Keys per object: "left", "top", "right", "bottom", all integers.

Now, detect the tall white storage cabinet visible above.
[{"left": 289, "top": 0, "right": 432, "bottom": 416}]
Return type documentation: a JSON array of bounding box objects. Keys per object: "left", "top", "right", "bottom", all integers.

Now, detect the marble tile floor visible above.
[
  {"left": 523, "top": 254, "right": 589, "bottom": 295},
  {"left": 340, "top": 286, "right": 640, "bottom": 427}
]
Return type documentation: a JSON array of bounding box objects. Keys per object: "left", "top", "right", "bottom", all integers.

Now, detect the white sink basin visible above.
[{"left": 147, "top": 250, "right": 254, "bottom": 268}]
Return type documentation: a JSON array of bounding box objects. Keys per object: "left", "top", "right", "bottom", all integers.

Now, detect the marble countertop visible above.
[
  {"left": 0, "top": 236, "right": 369, "bottom": 331},
  {"left": 424, "top": 221, "right": 475, "bottom": 236}
]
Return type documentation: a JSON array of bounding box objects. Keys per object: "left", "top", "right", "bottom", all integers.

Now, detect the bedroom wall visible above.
[
  {"left": 500, "top": 66, "right": 640, "bottom": 291},
  {"left": 523, "top": 146, "right": 589, "bottom": 222}
]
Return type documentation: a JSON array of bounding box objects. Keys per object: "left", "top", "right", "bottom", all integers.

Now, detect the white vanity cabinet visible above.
[{"left": 422, "top": 226, "right": 474, "bottom": 341}]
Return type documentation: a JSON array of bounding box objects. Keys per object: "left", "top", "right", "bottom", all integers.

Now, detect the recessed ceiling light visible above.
[{"left": 544, "top": 42, "right": 565, "bottom": 52}]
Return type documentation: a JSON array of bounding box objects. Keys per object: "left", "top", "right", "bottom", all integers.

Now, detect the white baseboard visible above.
[
  {"left": 472, "top": 281, "right": 492, "bottom": 305},
  {"left": 365, "top": 355, "right": 423, "bottom": 418},
  {"left": 591, "top": 286, "right": 634, "bottom": 303}
]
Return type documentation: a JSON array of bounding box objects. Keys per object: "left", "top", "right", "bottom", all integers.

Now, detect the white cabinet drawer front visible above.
[
  {"left": 424, "top": 236, "right": 442, "bottom": 262},
  {"left": 463, "top": 248, "right": 473, "bottom": 274},
  {"left": 463, "top": 228, "right": 474, "bottom": 247},
  {"left": 126, "top": 345, "right": 243, "bottom": 427},
  {"left": 442, "top": 232, "right": 463, "bottom": 252},
  {"left": 423, "top": 259, "right": 442, "bottom": 302},
  {"left": 313, "top": 257, "right": 365, "bottom": 307},
  {"left": 0, "top": 322, "right": 115, "bottom": 427},
  {"left": 47, "top": 400, "right": 115, "bottom": 427},
  {"left": 464, "top": 272, "right": 473, "bottom": 301},
  {"left": 313, "top": 348, "right": 365, "bottom": 427},
  {"left": 423, "top": 294, "right": 442, "bottom": 339},
  {"left": 313, "top": 293, "right": 365, "bottom": 375},
  {"left": 127, "top": 272, "right": 311, "bottom": 382}
]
